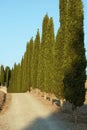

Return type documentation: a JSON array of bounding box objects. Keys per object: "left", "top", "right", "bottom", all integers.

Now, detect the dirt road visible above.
[
  {"left": 4, "top": 93, "right": 65, "bottom": 130},
  {"left": 0, "top": 93, "right": 87, "bottom": 130},
  {"left": 6, "top": 93, "right": 63, "bottom": 130}
]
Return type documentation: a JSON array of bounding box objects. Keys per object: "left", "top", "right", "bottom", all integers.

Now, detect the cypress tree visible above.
[
  {"left": 54, "top": 29, "right": 64, "bottom": 105},
  {"left": 31, "top": 40, "right": 35, "bottom": 88},
  {"left": 28, "top": 38, "right": 33, "bottom": 90},
  {"left": 13, "top": 63, "right": 17, "bottom": 92},
  {"left": 39, "top": 14, "right": 49, "bottom": 92},
  {"left": 32, "top": 29, "right": 40, "bottom": 88},
  {"left": 9, "top": 64, "right": 17, "bottom": 92},
  {"left": 8, "top": 68, "right": 14, "bottom": 92},
  {"left": 5, "top": 66, "right": 11, "bottom": 87},
  {"left": 37, "top": 41, "right": 41, "bottom": 89},
  {"left": 25, "top": 43, "right": 29, "bottom": 90},
  {"left": 44, "top": 17, "right": 55, "bottom": 94},
  {"left": 21, "top": 57, "right": 24, "bottom": 91},
  {"left": 16, "top": 64, "right": 21, "bottom": 92},
  {"left": 24, "top": 41, "right": 32, "bottom": 91},
  {"left": 0, "top": 65, "right": 5, "bottom": 85},
  {"left": 22, "top": 52, "right": 28, "bottom": 92},
  {"left": 25, "top": 51, "right": 29, "bottom": 91},
  {"left": 54, "top": 0, "right": 67, "bottom": 107},
  {"left": 63, "top": 0, "right": 86, "bottom": 120}
]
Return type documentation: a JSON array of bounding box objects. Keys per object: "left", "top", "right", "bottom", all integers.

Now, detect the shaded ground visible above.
[{"left": 0, "top": 92, "right": 87, "bottom": 130}]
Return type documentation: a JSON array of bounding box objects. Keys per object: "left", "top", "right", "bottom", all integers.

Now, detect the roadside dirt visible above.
[
  {"left": 0, "top": 92, "right": 87, "bottom": 130},
  {"left": 0, "top": 93, "right": 11, "bottom": 130}
]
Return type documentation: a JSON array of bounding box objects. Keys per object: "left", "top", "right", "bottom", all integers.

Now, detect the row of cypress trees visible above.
[
  {"left": 8, "top": 0, "right": 86, "bottom": 113},
  {"left": 8, "top": 15, "right": 55, "bottom": 93}
]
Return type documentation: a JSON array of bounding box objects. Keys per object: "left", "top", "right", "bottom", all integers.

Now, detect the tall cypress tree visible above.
[
  {"left": 44, "top": 17, "right": 55, "bottom": 94},
  {"left": 27, "top": 38, "right": 33, "bottom": 90},
  {"left": 63, "top": 0, "right": 86, "bottom": 117},
  {"left": 37, "top": 40, "right": 41, "bottom": 89},
  {"left": 21, "top": 57, "right": 24, "bottom": 91},
  {"left": 22, "top": 52, "right": 28, "bottom": 92},
  {"left": 25, "top": 42, "right": 29, "bottom": 91},
  {"left": 54, "top": 29, "right": 64, "bottom": 104},
  {"left": 16, "top": 64, "right": 21, "bottom": 92},
  {"left": 39, "top": 14, "right": 49, "bottom": 91},
  {"left": 54, "top": 0, "right": 67, "bottom": 107},
  {"left": 32, "top": 29, "right": 40, "bottom": 88}
]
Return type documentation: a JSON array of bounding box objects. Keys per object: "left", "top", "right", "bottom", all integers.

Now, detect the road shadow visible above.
[
  {"left": 21, "top": 104, "right": 87, "bottom": 130},
  {"left": 22, "top": 117, "right": 51, "bottom": 130},
  {"left": 21, "top": 112, "right": 70, "bottom": 130}
]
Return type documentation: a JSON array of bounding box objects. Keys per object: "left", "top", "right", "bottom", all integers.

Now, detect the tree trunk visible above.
[
  {"left": 60, "top": 99, "right": 64, "bottom": 110},
  {"left": 72, "top": 104, "right": 77, "bottom": 124}
]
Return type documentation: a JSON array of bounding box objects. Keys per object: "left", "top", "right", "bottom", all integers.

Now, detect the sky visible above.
[{"left": 0, "top": 0, "right": 87, "bottom": 68}]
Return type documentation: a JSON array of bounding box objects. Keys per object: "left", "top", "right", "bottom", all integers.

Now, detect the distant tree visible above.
[
  {"left": 27, "top": 38, "right": 33, "bottom": 90},
  {"left": 21, "top": 52, "right": 28, "bottom": 92},
  {"left": 16, "top": 63, "right": 21, "bottom": 92},
  {"left": 5, "top": 66, "right": 11, "bottom": 87},
  {"left": 0, "top": 65, "right": 5, "bottom": 85},
  {"left": 8, "top": 65, "right": 16, "bottom": 92},
  {"left": 8, "top": 63, "right": 21, "bottom": 92},
  {"left": 8, "top": 68, "right": 13, "bottom": 92},
  {"left": 21, "top": 57, "right": 24, "bottom": 91}
]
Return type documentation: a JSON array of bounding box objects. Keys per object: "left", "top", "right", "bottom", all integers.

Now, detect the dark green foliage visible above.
[
  {"left": 37, "top": 43, "right": 41, "bottom": 89},
  {"left": 5, "top": 66, "right": 11, "bottom": 87},
  {"left": 44, "top": 17, "right": 55, "bottom": 93},
  {"left": 0, "top": 65, "right": 5, "bottom": 85},
  {"left": 42, "top": 14, "right": 49, "bottom": 45},
  {"left": 54, "top": 0, "right": 67, "bottom": 99},
  {"left": 37, "top": 14, "right": 49, "bottom": 91},
  {"left": 32, "top": 30, "right": 40, "bottom": 88},
  {"left": 21, "top": 56, "right": 27, "bottom": 92},
  {"left": 63, "top": 0, "right": 86, "bottom": 107},
  {"left": 27, "top": 38, "right": 33, "bottom": 89},
  {"left": 16, "top": 64, "right": 21, "bottom": 92},
  {"left": 19, "top": 52, "right": 28, "bottom": 92},
  {"left": 8, "top": 66, "right": 15, "bottom": 92},
  {"left": 59, "top": 0, "right": 67, "bottom": 27},
  {"left": 54, "top": 29, "right": 64, "bottom": 99}
]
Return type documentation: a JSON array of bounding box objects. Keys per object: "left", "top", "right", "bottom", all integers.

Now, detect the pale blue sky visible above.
[{"left": 0, "top": 0, "right": 87, "bottom": 68}]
